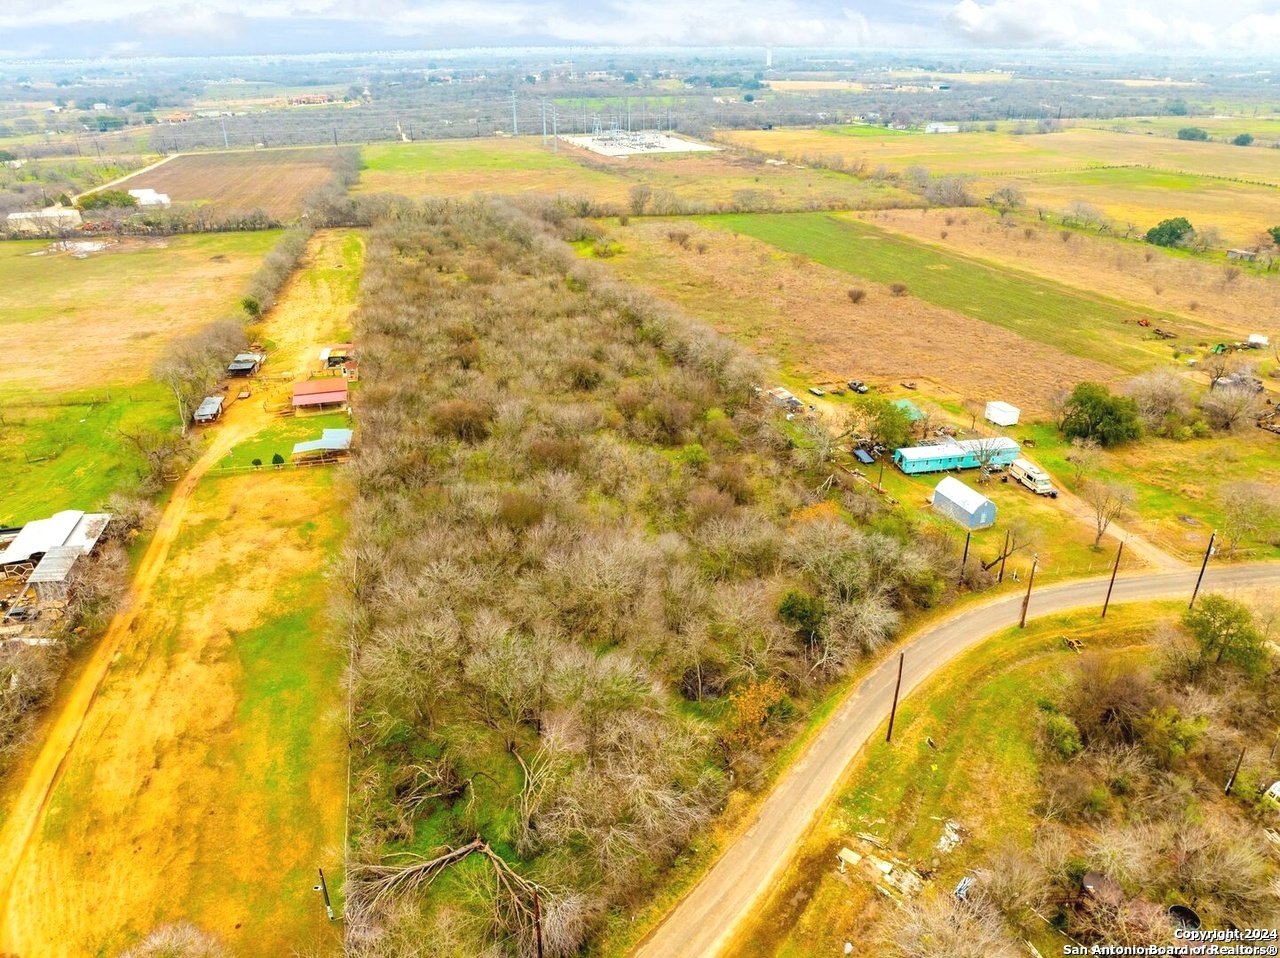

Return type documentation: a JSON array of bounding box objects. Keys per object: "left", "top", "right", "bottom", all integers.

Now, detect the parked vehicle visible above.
[
  {"left": 1006, "top": 458, "right": 1058, "bottom": 498},
  {"left": 846, "top": 379, "right": 869, "bottom": 394}
]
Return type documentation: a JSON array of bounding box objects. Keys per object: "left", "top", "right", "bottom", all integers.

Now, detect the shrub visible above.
[
  {"left": 271, "top": 453, "right": 284, "bottom": 466},
  {"left": 1046, "top": 713, "right": 1084, "bottom": 758},
  {"left": 1233, "top": 133, "right": 1254, "bottom": 146},
  {"left": 497, "top": 490, "right": 546, "bottom": 530},
  {"left": 430, "top": 399, "right": 492, "bottom": 442},
  {"left": 1177, "top": 127, "right": 1208, "bottom": 141},
  {"left": 1146, "top": 217, "right": 1194, "bottom": 248},
  {"left": 847, "top": 287, "right": 866, "bottom": 304},
  {"left": 251, "top": 457, "right": 262, "bottom": 468},
  {"left": 889, "top": 282, "right": 908, "bottom": 297}
]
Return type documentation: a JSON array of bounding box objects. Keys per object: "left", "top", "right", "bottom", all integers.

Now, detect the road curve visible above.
[{"left": 633, "top": 562, "right": 1280, "bottom": 958}]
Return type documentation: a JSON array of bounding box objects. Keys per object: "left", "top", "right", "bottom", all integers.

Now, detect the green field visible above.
[
  {"left": 703, "top": 212, "right": 1213, "bottom": 371},
  {"left": 0, "top": 231, "right": 278, "bottom": 525}
]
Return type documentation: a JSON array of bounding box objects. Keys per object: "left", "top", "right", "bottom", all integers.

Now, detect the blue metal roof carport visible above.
[
  {"left": 292, "top": 428, "right": 354, "bottom": 458},
  {"left": 931, "top": 476, "right": 996, "bottom": 530}
]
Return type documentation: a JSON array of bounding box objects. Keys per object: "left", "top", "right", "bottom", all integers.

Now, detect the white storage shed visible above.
[
  {"left": 985, "top": 401, "right": 1020, "bottom": 427},
  {"left": 931, "top": 476, "right": 997, "bottom": 531}
]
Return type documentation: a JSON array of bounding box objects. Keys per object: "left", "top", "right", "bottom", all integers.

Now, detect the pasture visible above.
[
  {"left": 0, "top": 231, "right": 280, "bottom": 525},
  {"left": 4, "top": 469, "right": 347, "bottom": 958},
  {"left": 112, "top": 148, "right": 348, "bottom": 219},
  {"left": 720, "top": 126, "right": 1280, "bottom": 242},
  {"left": 357, "top": 136, "right": 917, "bottom": 211},
  {"left": 703, "top": 212, "right": 1224, "bottom": 372},
  {"left": 861, "top": 208, "right": 1279, "bottom": 338},
  {"left": 596, "top": 216, "right": 1119, "bottom": 412}
]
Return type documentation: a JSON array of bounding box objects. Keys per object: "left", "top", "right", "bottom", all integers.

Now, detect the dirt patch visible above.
[
  {"left": 602, "top": 219, "right": 1119, "bottom": 414},
  {"left": 114, "top": 149, "right": 346, "bottom": 220}
]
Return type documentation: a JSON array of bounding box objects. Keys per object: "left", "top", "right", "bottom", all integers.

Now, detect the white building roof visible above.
[
  {"left": 292, "top": 428, "right": 354, "bottom": 456},
  {"left": 27, "top": 546, "right": 82, "bottom": 585},
  {"left": 896, "top": 437, "right": 1019, "bottom": 462},
  {"left": 933, "top": 476, "right": 992, "bottom": 516},
  {"left": 0, "top": 510, "right": 110, "bottom": 565}
]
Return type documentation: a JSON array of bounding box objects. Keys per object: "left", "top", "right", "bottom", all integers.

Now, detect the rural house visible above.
[{"left": 893, "top": 437, "right": 1020, "bottom": 475}]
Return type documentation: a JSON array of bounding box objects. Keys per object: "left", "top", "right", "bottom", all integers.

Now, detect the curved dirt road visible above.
[
  {"left": 0, "top": 410, "right": 260, "bottom": 921},
  {"left": 634, "top": 562, "right": 1280, "bottom": 958}
]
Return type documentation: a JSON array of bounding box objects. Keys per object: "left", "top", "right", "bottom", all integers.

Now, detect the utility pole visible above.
[
  {"left": 541, "top": 98, "right": 548, "bottom": 146},
  {"left": 1190, "top": 530, "right": 1216, "bottom": 609},
  {"left": 1019, "top": 554, "right": 1039, "bottom": 628},
  {"left": 877, "top": 459, "right": 885, "bottom": 492},
  {"left": 551, "top": 106, "right": 558, "bottom": 151},
  {"left": 1101, "top": 540, "right": 1124, "bottom": 619},
  {"left": 1225, "top": 747, "right": 1246, "bottom": 796},
  {"left": 220, "top": 114, "right": 230, "bottom": 149},
  {"left": 511, "top": 90, "right": 518, "bottom": 135},
  {"left": 886, "top": 652, "right": 905, "bottom": 743},
  {"left": 997, "top": 529, "right": 1010, "bottom": 583},
  {"left": 313, "top": 867, "right": 336, "bottom": 921},
  {"left": 960, "top": 531, "right": 971, "bottom": 581}
]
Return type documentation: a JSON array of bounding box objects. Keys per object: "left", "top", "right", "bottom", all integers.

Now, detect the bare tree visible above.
[
  {"left": 880, "top": 895, "right": 1022, "bottom": 958},
  {"left": 1201, "top": 385, "right": 1263, "bottom": 431},
  {"left": 119, "top": 923, "right": 230, "bottom": 958},
  {"left": 1065, "top": 436, "right": 1100, "bottom": 486},
  {"left": 152, "top": 319, "right": 246, "bottom": 434},
  {"left": 967, "top": 434, "right": 1009, "bottom": 482},
  {"left": 1218, "top": 482, "right": 1279, "bottom": 557},
  {"left": 1083, "top": 479, "right": 1135, "bottom": 548},
  {"left": 1123, "top": 369, "right": 1192, "bottom": 434}
]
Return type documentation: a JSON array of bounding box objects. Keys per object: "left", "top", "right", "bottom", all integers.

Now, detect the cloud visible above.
[{"left": 1, "top": 0, "right": 1280, "bottom": 54}]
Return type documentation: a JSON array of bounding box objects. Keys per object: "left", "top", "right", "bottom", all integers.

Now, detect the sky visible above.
[{"left": 1, "top": 0, "right": 1279, "bottom": 58}]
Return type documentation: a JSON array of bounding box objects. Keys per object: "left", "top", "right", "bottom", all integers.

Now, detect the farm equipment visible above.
[
  {"left": 1258, "top": 409, "right": 1280, "bottom": 436},
  {"left": 1137, "top": 318, "right": 1152, "bottom": 328},
  {"left": 1154, "top": 328, "right": 1177, "bottom": 340},
  {"left": 900, "top": 381, "right": 918, "bottom": 390}
]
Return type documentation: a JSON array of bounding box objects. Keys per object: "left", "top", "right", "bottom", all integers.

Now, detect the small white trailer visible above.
[
  {"left": 985, "top": 400, "right": 1020, "bottom": 427},
  {"left": 1006, "top": 458, "right": 1057, "bottom": 498}
]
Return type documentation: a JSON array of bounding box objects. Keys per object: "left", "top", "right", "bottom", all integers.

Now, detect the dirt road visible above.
[
  {"left": 0, "top": 410, "right": 257, "bottom": 918},
  {"left": 0, "top": 230, "right": 359, "bottom": 955},
  {"left": 633, "top": 562, "right": 1280, "bottom": 958}
]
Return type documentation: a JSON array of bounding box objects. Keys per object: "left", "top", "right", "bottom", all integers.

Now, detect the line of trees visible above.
[{"left": 339, "top": 197, "right": 958, "bottom": 956}]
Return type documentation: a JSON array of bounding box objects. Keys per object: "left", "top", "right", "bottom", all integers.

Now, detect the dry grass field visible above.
[
  {"left": 113, "top": 148, "right": 347, "bottom": 219},
  {"left": 0, "top": 230, "right": 362, "bottom": 957},
  {"left": 720, "top": 126, "right": 1280, "bottom": 244},
  {"left": 357, "top": 136, "right": 916, "bottom": 210},
  {"left": 0, "top": 232, "right": 280, "bottom": 395},
  {"left": 595, "top": 217, "right": 1118, "bottom": 412},
  {"left": 860, "top": 208, "right": 1280, "bottom": 340}
]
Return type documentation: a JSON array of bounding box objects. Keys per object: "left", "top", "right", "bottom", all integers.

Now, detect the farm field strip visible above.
[
  {"left": 859, "top": 208, "right": 1277, "bottom": 338},
  {"left": 597, "top": 217, "right": 1119, "bottom": 413},
  {"left": 112, "top": 148, "right": 350, "bottom": 218},
  {"left": 703, "top": 212, "right": 1213, "bottom": 371},
  {"left": 357, "top": 136, "right": 917, "bottom": 209},
  {"left": 723, "top": 126, "right": 1280, "bottom": 184},
  {"left": 0, "top": 229, "right": 362, "bottom": 957}
]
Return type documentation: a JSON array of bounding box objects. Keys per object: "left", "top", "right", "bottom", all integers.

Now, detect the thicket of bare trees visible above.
[
  {"left": 948, "top": 606, "right": 1280, "bottom": 951},
  {"left": 339, "top": 198, "right": 954, "bottom": 955}
]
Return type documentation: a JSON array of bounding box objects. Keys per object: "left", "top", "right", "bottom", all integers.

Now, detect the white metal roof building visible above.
[
  {"left": 931, "top": 476, "right": 997, "bottom": 530},
  {"left": 27, "top": 546, "right": 83, "bottom": 602},
  {"left": 292, "top": 428, "right": 353, "bottom": 458},
  {"left": 0, "top": 511, "right": 111, "bottom": 567},
  {"left": 193, "top": 396, "right": 224, "bottom": 423},
  {"left": 985, "top": 401, "right": 1020, "bottom": 427},
  {"left": 127, "top": 188, "right": 171, "bottom": 207}
]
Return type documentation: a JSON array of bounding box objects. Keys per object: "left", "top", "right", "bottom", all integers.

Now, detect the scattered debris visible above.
[
  {"left": 953, "top": 876, "right": 973, "bottom": 900},
  {"left": 935, "top": 820, "right": 963, "bottom": 854}
]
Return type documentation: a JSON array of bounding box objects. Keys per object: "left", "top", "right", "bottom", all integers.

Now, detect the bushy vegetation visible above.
[
  {"left": 1060, "top": 382, "right": 1142, "bottom": 447},
  {"left": 338, "top": 198, "right": 956, "bottom": 955},
  {"left": 1145, "top": 216, "right": 1194, "bottom": 248},
  {"left": 77, "top": 188, "right": 137, "bottom": 210}
]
